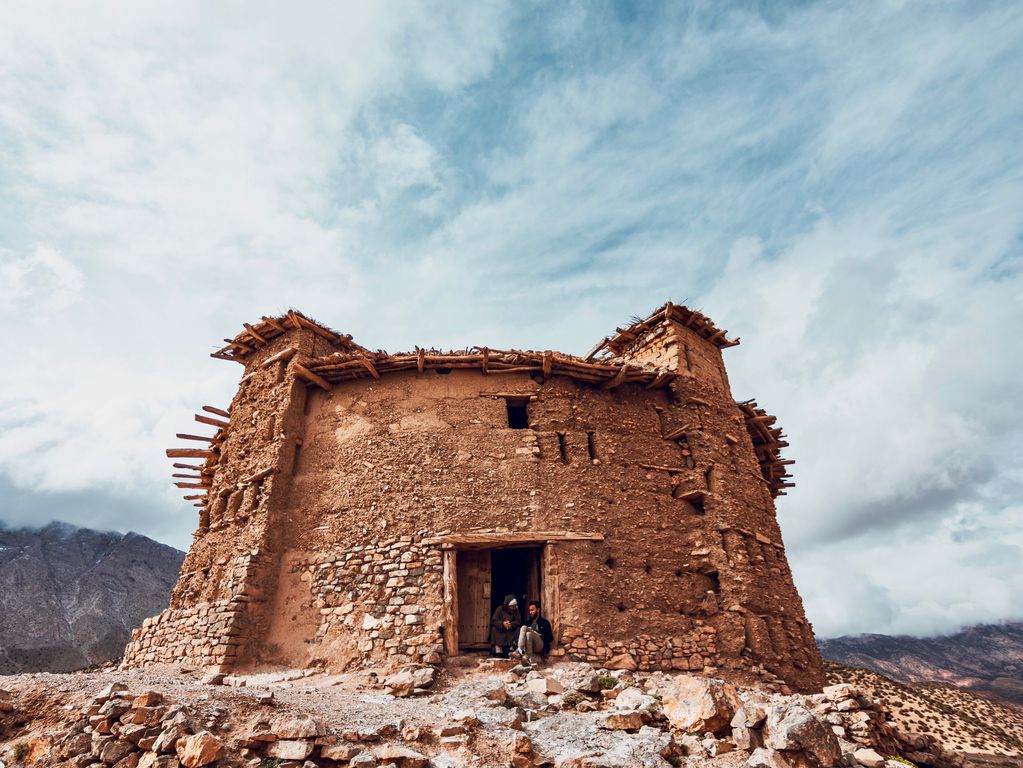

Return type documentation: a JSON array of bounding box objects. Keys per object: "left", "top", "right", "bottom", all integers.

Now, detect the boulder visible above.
[
  {"left": 133, "top": 692, "right": 164, "bottom": 708},
  {"left": 612, "top": 687, "right": 657, "bottom": 712},
  {"left": 606, "top": 653, "right": 638, "bottom": 671},
  {"left": 526, "top": 677, "right": 565, "bottom": 695},
  {"left": 852, "top": 748, "right": 886, "bottom": 768},
  {"left": 661, "top": 675, "right": 739, "bottom": 735},
  {"left": 410, "top": 666, "right": 436, "bottom": 689},
  {"left": 112, "top": 754, "right": 141, "bottom": 768},
  {"left": 763, "top": 704, "right": 840, "bottom": 768},
  {"left": 373, "top": 744, "right": 429, "bottom": 767},
  {"left": 384, "top": 670, "right": 417, "bottom": 697},
  {"left": 99, "top": 739, "right": 136, "bottom": 765},
  {"left": 137, "top": 753, "right": 179, "bottom": 768},
  {"left": 266, "top": 740, "right": 314, "bottom": 760},
  {"left": 175, "top": 732, "right": 222, "bottom": 768},
  {"left": 269, "top": 713, "right": 324, "bottom": 739},
  {"left": 599, "top": 711, "right": 646, "bottom": 732},
  {"left": 320, "top": 743, "right": 359, "bottom": 761}
]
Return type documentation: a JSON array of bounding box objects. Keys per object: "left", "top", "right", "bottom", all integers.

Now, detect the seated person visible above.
[
  {"left": 513, "top": 600, "right": 554, "bottom": 663},
  {"left": 489, "top": 594, "right": 521, "bottom": 657}
]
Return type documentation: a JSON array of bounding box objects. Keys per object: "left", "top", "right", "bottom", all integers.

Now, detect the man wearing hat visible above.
[{"left": 489, "top": 593, "right": 522, "bottom": 658}]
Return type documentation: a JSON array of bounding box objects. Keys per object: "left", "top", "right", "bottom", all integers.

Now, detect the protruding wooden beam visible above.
[
  {"left": 211, "top": 352, "right": 244, "bottom": 364},
  {"left": 261, "top": 315, "right": 287, "bottom": 333},
  {"left": 644, "top": 372, "right": 673, "bottom": 389},
  {"left": 175, "top": 482, "right": 209, "bottom": 489},
  {"left": 166, "top": 448, "right": 214, "bottom": 459},
  {"left": 225, "top": 338, "right": 255, "bottom": 353},
  {"left": 195, "top": 414, "right": 230, "bottom": 429},
  {"left": 601, "top": 363, "right": 630, "bottom": 390},
  {"left": 261, "top": 347, "right": 297, "bottom": 368},
  {"left": 244, "top": 467, "right": 275, "bottom": 484},
  {"left": 173, "top": 463, "right": 203, "bottom": 471},
  {"left": 359, "top": 356, "right": 381, "bottom": 379},
  {"left": 172, "top": 473, "right": 203, "bottom": 480},
  {"left": 417, "top": 347, "right": 425, "bottom": 374},
  {"left": 176, "top": 433, "right": 216, "bottom": 443},
  {"left": 243, "top": 322, "right": 267, "bottom": 344},
  {"left": 203, "top": 405, "right": 231, "bottom": 418},
  {"left": 183, "top": 494, "right": 207, "bottom": 500},
  {"left": 584, "top": 338, "right": 609, "bottom": 361},
  {"left": 288, "top": 310, "right": 303, "bottom": 330},
  {"left": 294, "top": 363, "right": 331, "bottom": 391}
]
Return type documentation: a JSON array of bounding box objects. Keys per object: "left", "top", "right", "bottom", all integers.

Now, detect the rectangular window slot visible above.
[
  {"left": 505, "top": 399, "right": 529, "bottom": 429},
  {"left": 557, "top": 432, "right": 569, "bottom": 464},
  {"left": 586, "top": 431, "right": 597, "bottom": 460}
]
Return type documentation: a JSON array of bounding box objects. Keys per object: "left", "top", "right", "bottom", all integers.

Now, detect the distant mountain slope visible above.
[
  {"left": 0, "top": 521, "right": 184, "bottom": 673},
  {"left": 819, "top": 622, "right": 1023, "bottom": 707},
  {"left": 826, "top": 661, "right": 1023, "bottom": 763}
]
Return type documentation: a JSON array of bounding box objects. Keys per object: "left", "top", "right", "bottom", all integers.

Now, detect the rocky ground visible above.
[{"left": 0, "top": 658, "right": 1000, "bottom": 768}]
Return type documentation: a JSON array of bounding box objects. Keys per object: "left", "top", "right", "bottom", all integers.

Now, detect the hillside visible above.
[
  {"left": 826, "top": 660, "right": 1023, "bottom": 763},
  {"left": 0, "top": 521, "right": 184, "bottom": 673},
  {"left": 819, "top": 622, "right": 1023, "bottom": 707}
]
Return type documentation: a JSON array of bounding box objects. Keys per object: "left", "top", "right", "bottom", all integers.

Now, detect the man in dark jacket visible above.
[
  {"left": 513, "top": 600, "right": 554, "bottom": 664},
  {"left": 489, "top": 594, "right": 521, "bottom": 657}
]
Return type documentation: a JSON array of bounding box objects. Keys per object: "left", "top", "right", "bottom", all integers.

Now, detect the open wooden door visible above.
[{"left": 456, "top": 549, "right": 491, "bottom": 648}]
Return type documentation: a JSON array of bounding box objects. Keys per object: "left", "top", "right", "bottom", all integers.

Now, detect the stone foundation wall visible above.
[
  {"left": 123, "top": 552, "right": 264, "bottom": 669},
  {"left": 283, "top": 533, "right": 446, "bottom": 667}
]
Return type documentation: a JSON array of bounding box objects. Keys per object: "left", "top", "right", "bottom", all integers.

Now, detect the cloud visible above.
[
  {"left": 0, "top": 246, "right": 83, "bottom": 311},
  {"left": 0, "top": 1, "right": 1020, "bottom": 633}
]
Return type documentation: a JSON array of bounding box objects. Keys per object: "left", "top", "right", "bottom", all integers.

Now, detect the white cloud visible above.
[{"left": 0, "top": 246, "right": 83, "bottom": 311}]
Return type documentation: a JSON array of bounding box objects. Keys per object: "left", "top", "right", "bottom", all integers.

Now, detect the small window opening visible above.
[
  {"left": 557, "top": 432, "right": 569, "bottom": 464},
  {"left": 616, "top": 602, "right": 626, "bottom": 613},
  {"left": 674, "top": 568, "right": 683, "bottom": 577},
  {"left": 704, "top": 464, "right": 716, "bottom": 493},
  {"left": 643, "top": 563, "right": 652, "bottom": 574},
  {"left": 605, "top": 556, "right": 616, "bottom": 569},
  {"left": 505, "top": 399, "right": 529, "bottom": 429},
  {"left": 707, "top": 570, "right": 721, "bottom": 593},
  {"left": 586, "top": 431, "right": 598, "bottom": 460}
]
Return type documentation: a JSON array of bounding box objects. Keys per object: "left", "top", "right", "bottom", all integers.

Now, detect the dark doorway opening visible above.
[
  {"left": 506, "top": 399, "right": 529, "bottom": 429},
  {"left": 456, "top": 545, "right": 542, "bottom": 651},
  {"left": 491, "top": 546, "right": 542, "bottom": 621}
]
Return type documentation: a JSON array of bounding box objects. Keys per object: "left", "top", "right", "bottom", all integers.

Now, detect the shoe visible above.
[{"left": 510, "top": 648, "right": 524, "bottom": 660}]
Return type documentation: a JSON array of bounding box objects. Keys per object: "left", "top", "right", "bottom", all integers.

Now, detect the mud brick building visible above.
[{"left": 122, "top": 303, "right": 825, "bottom": 692}]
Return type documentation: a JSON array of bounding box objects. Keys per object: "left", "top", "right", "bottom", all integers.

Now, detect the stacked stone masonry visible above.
[{"left": 123, "top": 302, "right": 824, "bottom": 692}]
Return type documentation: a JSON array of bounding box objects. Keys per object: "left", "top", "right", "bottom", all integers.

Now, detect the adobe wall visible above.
[{"left": 124, "top": 313, "right": 825, "bottom": 693}]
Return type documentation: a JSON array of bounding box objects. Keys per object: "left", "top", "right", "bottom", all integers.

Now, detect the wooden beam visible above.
[
  {"left": 260, "top": 315, "right": 286, "bottom": 333},
  {"left": 172, "top": 473, "right": 203, "bottom": 480},
  {"left": 675, "top": 489, "right": 709, "bottom": 501},
  {"left": 584, "top": 337, "right": 609, "bottom": 361},
  {"left": 416, "top": 347, "right": 425, "bottom": 374},
  {"left": 542, "top": 350, "right": 552, "bottom": 378},
  {"left": 292, "top": 311, "right": 342, "bottom": 343},
  {"left": 481, "top": 347, "right": 489, "bottom": 374},
  {"left": 638, "top": 462, "right": 688, "bottom": 473},
  {"left": 225, "top": 338, "right": 255, "bottom": 353},
  {"left": 172, "top": 463, "right": 203, "bottom": 471},
  {"left": 359, "top": 356, "right": 381, "bottom": 379},
  {"left": 601, "top": 364, "right": 630, "bottom": 390},
  {"left": 203, "top": 405, "right": 231, "bottom": 418},
  {"left": 195, "top": 414, "right": 230, "bottom": 429},
  {"left": 175, "top": 482, "right": 209, "bottom": 489},
  {"left": 288, "top": 310, "right": 303, "bottom": 330},
  {"left": 644, "top": 372, "right": 673, "bottom": 389},
  {"left": 243, "top": 322, "right": 267, "bottom": 344},
  {"left": 166, "top": 448, "right": 214, "bottom": 459},
  {"left": 176, "top": 433, "right": 216, "bottom": 443},
  {"left": 210, "top": 351, "right": 244, "bottom": 364},
  {"left": 244, "top": 467, "right": 275, "bottom": 484},
  {"left": 183, "top": 494, "right": 207, "bottom": 500},
  {"left": 423, "top": 530, "right": 604, "bottom": 547},
  {"left": 294, "top": 362, "right": 331, "bottom": 391},
  {"left": 442, "top": 548, "right": 458, "bottom": 657},
  {"left": 261, "top": 346, "right": 297, "bottom": 368}
]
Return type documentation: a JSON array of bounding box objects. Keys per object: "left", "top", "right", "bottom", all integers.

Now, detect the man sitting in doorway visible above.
[
  {"left": 512, "top": 600, "right": 554, "bottom": 664},
  {"left": 490, "top": 594, "right": 521, "bottom": 658}
]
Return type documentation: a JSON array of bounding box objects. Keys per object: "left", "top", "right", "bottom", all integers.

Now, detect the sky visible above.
[{"left": 1, "top": 0, "right": 1021, "bottom": 639}]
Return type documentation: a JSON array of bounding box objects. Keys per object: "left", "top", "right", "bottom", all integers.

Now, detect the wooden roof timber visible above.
[
  {"left": 738, "top": 400, "right": 793, "bottom": 499},
  {"left": 302, "top": 348, "right": 672, "bottom": 388},
  {"left": 592, "top": 302, "right": 739, "bottom": 359},
  {"left": 211, "top": 310, "right": 367, "bottom": 363}
]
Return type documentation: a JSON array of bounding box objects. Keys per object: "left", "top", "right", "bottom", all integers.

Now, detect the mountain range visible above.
[
  {"left": 0, "top": 521, "right": 184, "bottom": 674},
  {"left": 819, "top": 622, "right": 1023, "bottom": 708}
]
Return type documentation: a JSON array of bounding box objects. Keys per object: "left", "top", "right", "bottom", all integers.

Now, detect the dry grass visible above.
[{"left": 826, "top": 661, "right": 1023, "bottom": 757}]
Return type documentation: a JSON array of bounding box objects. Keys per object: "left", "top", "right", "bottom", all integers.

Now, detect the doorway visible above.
[{"left": 456, "top": 545, "right": 543, "bottom": 651}]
